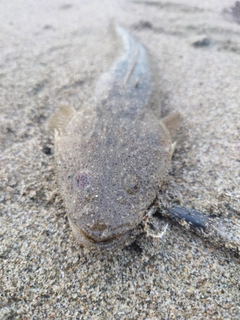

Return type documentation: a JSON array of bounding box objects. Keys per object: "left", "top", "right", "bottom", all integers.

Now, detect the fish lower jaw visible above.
[{"left": 68, "top": 217, "right": 140, "bottom": 250}]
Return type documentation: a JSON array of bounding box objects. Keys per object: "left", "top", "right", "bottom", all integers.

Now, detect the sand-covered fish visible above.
[
  {"left": 49, "top": 25, "right": 239, "bottom": 255},
  {"left": 49, "top": 25, "right": 178, "bottom": 249}
]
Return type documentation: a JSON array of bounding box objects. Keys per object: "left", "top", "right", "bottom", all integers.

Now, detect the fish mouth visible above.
[{"left": 68, "top": 217, "right": 138, "bottom": 249}]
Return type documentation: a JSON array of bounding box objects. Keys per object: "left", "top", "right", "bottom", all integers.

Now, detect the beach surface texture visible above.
[{"left": 0, "top": 0, "right": 239, "bottom": 319}]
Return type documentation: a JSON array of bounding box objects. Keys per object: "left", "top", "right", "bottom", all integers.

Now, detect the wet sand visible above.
[{"left": 0, "top": 0, "right": 239, "bottom": 319}]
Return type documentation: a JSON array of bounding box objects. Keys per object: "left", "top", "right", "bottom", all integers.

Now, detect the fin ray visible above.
[{"left": 48, "top": 106, "right": 75, "bottom": 133}]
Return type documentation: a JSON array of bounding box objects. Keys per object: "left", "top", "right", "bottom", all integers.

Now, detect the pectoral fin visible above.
[
  {"left": 161, "top": 112, "right": 183, "bottom": 142},
  {"left": 48, "top": 106, "right": 76, "bottom": 133}
]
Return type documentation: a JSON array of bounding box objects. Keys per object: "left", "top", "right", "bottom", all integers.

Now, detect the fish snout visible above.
[{"left": 68, "top": 211, "right": 136, "bottom": 248}]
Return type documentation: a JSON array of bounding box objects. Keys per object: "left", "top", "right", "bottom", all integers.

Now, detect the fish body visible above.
[{"left": 51, "top": 26, "right": 173, "bottom": 248}]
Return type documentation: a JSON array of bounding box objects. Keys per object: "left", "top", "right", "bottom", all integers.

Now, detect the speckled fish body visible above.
[{"left": 53, "top": 26, "right": 172, "bottom": 249}]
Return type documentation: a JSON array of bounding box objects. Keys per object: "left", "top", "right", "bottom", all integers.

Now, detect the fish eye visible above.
[
  {"left": 76, "top": 172, "right": 90, "bottom": 189},
  {"left": 124, "top": 174, "right": 140, "bottom": 195}
]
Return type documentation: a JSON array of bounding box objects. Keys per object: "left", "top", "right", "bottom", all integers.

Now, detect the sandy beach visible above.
[{"left": 0, "top": 0, "right": 239, "bottom": 319}]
